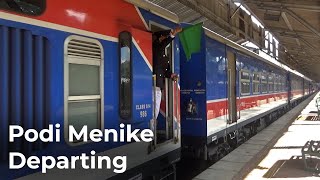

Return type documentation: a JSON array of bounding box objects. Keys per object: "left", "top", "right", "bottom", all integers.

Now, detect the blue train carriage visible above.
[
  {"left": 0, "top": 0, "right": 181, "bottom": 179},
  {"left": 180, "top": 25, "right": 305, "bottom": 160},
  {"left": 302, "top": 76, "right": 313, "bottom": 96},
  {"left": 288, "top": 72, "right": 308, "bottom": 107}
]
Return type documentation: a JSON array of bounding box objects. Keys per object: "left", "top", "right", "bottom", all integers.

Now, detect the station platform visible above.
[{"left": 193, "top": 93, "right": 320, "bottom": 180}]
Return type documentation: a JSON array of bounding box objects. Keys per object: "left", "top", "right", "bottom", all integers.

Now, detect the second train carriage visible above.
[
  {"left": 0, "top": 0, "right": 182, "bottom": 179},
  {"left": 179, "top": 27, "right": 314, "bottom": 160}
]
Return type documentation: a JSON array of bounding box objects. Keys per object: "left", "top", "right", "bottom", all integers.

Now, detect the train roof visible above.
[
  {"left": 204, "top": 28, "right": 312, "bottom": 82},
  {"left": 125, "top": 0, "right": 179, "bottom": 23}
]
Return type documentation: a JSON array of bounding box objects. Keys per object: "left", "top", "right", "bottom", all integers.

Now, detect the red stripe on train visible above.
[{"left": 207, "top": 92, "right": 292, "bottom": 120}]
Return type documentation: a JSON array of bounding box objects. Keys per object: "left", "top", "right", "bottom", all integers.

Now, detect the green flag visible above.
[{"left": 179, "top": 23, "right": 203, "bottom": 60}]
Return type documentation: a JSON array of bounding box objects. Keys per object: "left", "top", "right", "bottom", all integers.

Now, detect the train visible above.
[{"left": 0, "top": 0, "right": 317, "bottom": 179}]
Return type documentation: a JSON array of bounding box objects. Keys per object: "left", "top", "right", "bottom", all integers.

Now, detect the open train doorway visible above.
[{"left": 151, "top": 23, "right": 175, "bottom": 145}]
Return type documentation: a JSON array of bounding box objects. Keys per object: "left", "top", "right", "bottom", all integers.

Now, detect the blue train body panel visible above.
[
  {"left": 180, "top": 30, "right": 207, "bottom": 138},
  {"left": 0, "top": 17, "right": 156, "bottom": 179},
  {"left": 206, "top": 37, "right": 227, "bottom": 101}
]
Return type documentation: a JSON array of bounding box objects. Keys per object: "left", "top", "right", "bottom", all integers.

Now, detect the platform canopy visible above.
[
  {"left": 242, "top": 0, "right": 320, "bottom": 82},
  {"left": 145, "top": 0, "right": 320, "bottom": 82}
]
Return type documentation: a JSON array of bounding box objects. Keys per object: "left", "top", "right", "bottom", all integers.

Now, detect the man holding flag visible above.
[
  {"left": 152, "top": 23, "right": 203, "bottom": 127},
  {"left": 152, "top": 27, "right": 182, "bottom": 121}
]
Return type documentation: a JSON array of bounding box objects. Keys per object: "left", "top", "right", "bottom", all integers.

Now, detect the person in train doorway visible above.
[{"left": 152, "top": 27, "right": 182, "bottom": 129}]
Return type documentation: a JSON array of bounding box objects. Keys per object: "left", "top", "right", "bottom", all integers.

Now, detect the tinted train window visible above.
[
  {"left": 240, "top": 71, "right": 250, "bottom": 95},
  {"left": 274, "top": 75, "right": 281, "bottom": 92},
  {"left": 252, "top": 72, "right": 260, "bottom": 94},
  {"left": 268, "top": 74, "right": 274, "bottom": 92},
  {"left": 0, "top": 0, "right": 45, "bottom": 15},
  {"left": 261, "top": 74, "right": 268, "bottom": 93},
  {"left": 281, "top": 77, "right": 286, "bottom": 91},
  {"left": 119, "top": 31, "right": 132, "bottom": 120},
  {"left": 241, "top": 71, "right": 250, "bottom": 80}
]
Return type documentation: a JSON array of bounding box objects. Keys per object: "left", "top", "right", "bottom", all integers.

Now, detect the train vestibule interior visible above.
[{"left": 151, "top": 24, "right": 175, "bottom": 145}]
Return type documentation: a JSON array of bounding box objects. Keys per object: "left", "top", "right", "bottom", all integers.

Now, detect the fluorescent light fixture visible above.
[
  {"left": 234, "top": 3, "right": 251, "bottom": 15},
  {"left": 241, "top": 41, "right": 249, "bottom": 45},
  {"left": 264, "top": 31, "right": 269, "bottom": 48},
  {"left": 269, "top": 33, "right": 273, "bottom": 41},
  {"left": 251, "top": 16, "right": 264, "bottom": 28},
  {"left": 273, "top": 37, "right": 279, "bottom": 44},
  {"left": 274, "top": 37, "right": 279, "bottom": 57},
  {"left": 269, "top": 33, "right": 274, "bottom": 53}
]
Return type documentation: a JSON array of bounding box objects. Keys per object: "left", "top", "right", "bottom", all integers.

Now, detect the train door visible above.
[
  {"left": 227, "top": 50, "right": 238, "bottom": 123},
  {"left": 151, "top": 24, "right": 175, "bottom": 145},
  {"left": 303, "top": 79, "right": 305, "bottom": 96},
  {"left": 287, "top": 73, "right": 291, "bottom": 103}
]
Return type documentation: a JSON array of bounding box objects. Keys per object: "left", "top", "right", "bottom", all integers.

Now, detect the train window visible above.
[
  {"left": 274, "top": 75, "right": 280, "bottom": 92},
  {"left": 0, "top": 0, "right": 45, "bottom": 16},
  {"left": 241, "top": 71, "right": 250, "bottom": 80},
  {"left": 261, "top": 74, "right": 268, "bottom": 93},
  {"left": 69, "top": 64, "right": 100, "bottom": 96},
  {"left": 293, "top": 79, "right": 297, "bottom": 90},
  {"left": 119, "top": 31, "right": 132, "bottom": 120},
  {"left": 279, "top": 76, "right": 282, "bottom": 91},
  {"left": 64, "top": 35, "right": 104, "bottom": 144},
  {"left": 282, "top": 77, "right": 286, "bottom": 91},
  {"left": 292, "top": 80, "right": 296, "bottom": 90},
  {"left": 268, "top": 74, "right": 274, "bottom": 92},
  {"left": 68, "top": 101, "right": 100, "bottom": 134},
  {"left": 240, "top": 71, "right": 250, "bottom": 95},
  {"left": 276, "top": 76, "right": 282, "bottom": 92},
  {"left": 278, "top": 76, "right": 282, "bottom": 91},
  {"left": 252, "top": 72, "right": 260, "bottom": 94}
]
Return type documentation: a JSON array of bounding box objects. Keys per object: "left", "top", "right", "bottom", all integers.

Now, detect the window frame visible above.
[
  {"left": 281, "top": 76, "right": 286, "bottom": 91},
  {"left": 252, "top": 72, "right": 260, "bottom": 94},
  {"left": 268, "top": 73, "right": 274, "bottom": 93},
  {"left": 118, "top": 31, "right": 133, "bottom": 120},
  {"left": 274, "top": 75, "right": 280, "bottom": 92},
  {"left": 261, "top": 74, "right": 268, "bottom": 93},
  {"left": 240, "top": 70, "right": 251, "bottom": 96},
  {"left": 64, "top": 35, "right": 104, "bottom": 146}
]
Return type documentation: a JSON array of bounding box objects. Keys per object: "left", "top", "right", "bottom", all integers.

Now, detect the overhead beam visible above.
[
  {"left": 281, "top": 12, "right": 301, "bottom": 46},
  {"left": 178, "top": 0, "right": 233, "bottom": 30},
  {"left": 243, "top": 0, "right": 320, "bottom": 12},
  {"left": 278, "top": 35, "right": 314, "bottom": 49},
  {"left": 254, "top": 5, "right": 320, "bottom": 39},
  {"left": 280, "top": 36, "right": 320, "bottom": 56},
  {"left": 269, "top": 27, "right": 319, "bottom": 39},
  {"left": 277, "top": 33, "right": 311, "bottom": 40}
]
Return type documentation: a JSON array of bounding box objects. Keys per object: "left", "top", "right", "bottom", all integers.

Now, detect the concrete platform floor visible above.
[
  {"left": 245, "top": 93, "right": 320, "bottom": 180},
  {"left": 194, "top": 92, "right": 320, "bottom": 180}
]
